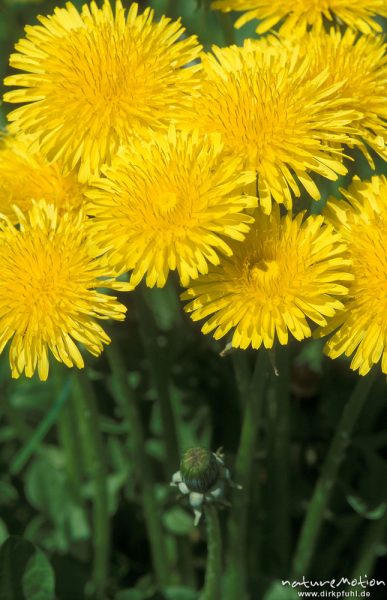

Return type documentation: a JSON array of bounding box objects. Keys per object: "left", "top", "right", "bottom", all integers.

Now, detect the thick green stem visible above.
[
  {"left": 106, "top": 342, "right": 171, "bottom": 589},
  {"left": 135, "top": 291, "right": 196, "bottom": 586},
  {"left": 135, "top": 292, "right": 179, "bottom": 474},
  {"left": 199, "top": 505, "right": 222, "bottom": 600},
  {"left": 292, "top": 371, "right": 377, "bottom": 579},
  {"left": 218, "top": 12, "right": 235, "bottom": 46},
  {"left": 231, "top": 352, "right": 251, "bottom": 409},
  {"left": 73, "top": 370, "right": 110, "bottom": 600},
  {"left": 225, "top": 350, "right": 269, "bottom": 600},
  {"left": 267, "top": 345, "right": 291, "bottom": 574}
]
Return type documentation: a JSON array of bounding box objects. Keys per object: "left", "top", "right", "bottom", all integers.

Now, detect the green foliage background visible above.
[{"left": 0, "top": 1, "right": 386, "bottom": 599}]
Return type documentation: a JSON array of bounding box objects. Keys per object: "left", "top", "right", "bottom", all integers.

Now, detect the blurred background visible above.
[{"left": 0, "top": 1, "right": 386, "bottom": 599}]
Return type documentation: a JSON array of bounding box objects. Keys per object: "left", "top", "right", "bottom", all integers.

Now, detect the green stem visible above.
[
  {"left": 225, "top": 350, "right": 269, "bottom": 600},
  {"left": 73, "top": 370, "right": 110, "bottom": 600},
  {"left": 199, "top": 505, "right": 222, "bottom": 600},
  {"left": 292, "top": 370, "right": 377, "bottom": 579},
  {"left": 10, "top": 377, "right": 71, "bottom": 475},
  {"left": 218, "top": 12, "right": 235, "bottom": 46},
  {"left": 267, "top": 345, "right": 291, "bottom": 574},
  {"left": 231, "top": 352, "right": 251, "bottom": 409},
  {"left": 106, "top": 342, "right": 171, "bottom": 589},
  {"left": 135, "top": 291, "right": 196, "bottom": 586},
  {"left": 351, "top": 511, "right": 387, "bottom": 585},
  {"left": 57, "top": 398, "right": 84, "bottom": 500},
  {"left": 135, "top": 292, "right": 179, "bottom": 474}
]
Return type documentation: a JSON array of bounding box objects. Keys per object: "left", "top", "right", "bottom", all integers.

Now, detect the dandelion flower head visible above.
[
  {"left": 0, "top": 201, "right": 131, "bottom": 381},
  {"left": 321, "top": 176, "right": 387, "bottom": 375},
  {"left": 87, "top": 128, "right": 257, "bottom": 288},
  {"left": 310, "top": 29, "right": 387, "bottom": 164},
  {"left": 276, "top": 29, "right": 387, "bottom": 164},
  {"left": 182, "top": 206, "right": 352, "bottom": 350},
  {"left": 3, "top": 0, "right": 202, "bottom": 181},
  {"left": 211, "top": 0, "right": 387, "bottom": 35},
  {"left": 0, "top": 132, "right": 86, "bottom": 222},
  {"left": 189, "top": 43, "right": 355, "bottom": 213}
]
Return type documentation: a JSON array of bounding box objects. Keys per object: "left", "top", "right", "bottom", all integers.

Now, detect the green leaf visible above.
[
  {"left": 146, "top": 438, "right": 166, "bottom": 462},
  {"left": 24, "top": 455, "right": 90, "bottom": 552},
  {"left": 0, "top": 481, "right": 18, "bottom": 505},
  {"left": 10, "top": 380, "right": 71, "bottom": 475},
  {"left": 25, "top": 457, "right": 67, "bottom": 520},
  {"left": 164, "top": 587, "right": 198, "bottom": 600},
  {"left": 294, "top": 339, "right": 324, "bottom": 374},
  {"left": 163, "top": 507, "right": 194, "bottom": 536},
  {"left": 347, "top": 496, "right": 387, "bottom": 520},
  {"left": 115, "top": 591, "right": 144, "bottom": 600},
  {"left": 22, "top": 551, "right": 55, "bottom": 600},
  {"left": 143, "top": 282, "right": 181, "bottom": 331},
  {"left": 0, "top": 536, "right": 35, "bottom": 600},
  {"left": 67, "top": 505, "right": 90, "bottom": 541},
  {"left": 263, "top": 581, "right": 299, "bottom": 600},
  {"left": 0, "top": 537, "right": 54, "bottom": 600}
]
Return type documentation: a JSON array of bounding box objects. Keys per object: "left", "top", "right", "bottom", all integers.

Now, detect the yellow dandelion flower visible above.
[
  {"left": 182, "top": 206, "right": 352, "bottom": 350},
  {"left": 271, "top": 29, "right": 387, "bottom": 164},
  {"left": 3, "top": 0, "right": 202, "bottom": 181},
  {"left": 87, "top": 128, "right": 257, "bottom": 288},
  {"left": 308, "top": 29, "right": 387, "bottom": 164},
  {"left": 211, "top": 0, "right": 387, "bottom": 35},
  {"left": 189, "top": 43, "right": 356, "bottom": 213},
  {"left": 0, "top": 201, "right": 131, "bottom": 381},
  {"left": 0, "top": 132, "right": 86, "bottom": 222},
  {"left": 320, "top": 176, "right": 387, "bottom": 375}
]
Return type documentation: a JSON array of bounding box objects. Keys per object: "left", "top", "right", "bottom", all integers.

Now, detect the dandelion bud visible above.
[
  {"left": 171, "top": 447, "right": 236, "bottom": 525},
  {"left": 180, "top": 447, "right": 220, "bottom": 493}
]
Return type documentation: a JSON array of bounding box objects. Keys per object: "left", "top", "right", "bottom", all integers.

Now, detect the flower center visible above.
[
  {"left": 0, "top": 232, "right": 82, "bottom": 338},
  {"left": 158, "top": 190, "right": 179, "bottom": 214},
  {"left": 249, "top": 259, "right": 280, "bottom": 285},
  {"left": 216, "top": 67, "right": 296, "bottom": 172},
  {"left": 294, "top": 0, "right": 330, "bottom": 8}
]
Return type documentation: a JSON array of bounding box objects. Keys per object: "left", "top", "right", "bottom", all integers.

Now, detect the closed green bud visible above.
[
  {"left": 171, "top": 447, "right": 239, "bottom": 525},
  {"left": 180, "top": 447, "right": 220, "bottom": 493}
]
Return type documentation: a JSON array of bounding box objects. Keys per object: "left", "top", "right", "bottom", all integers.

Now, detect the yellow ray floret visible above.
[
  {"left": 3, "top": 0, "right": 202, "bottom": 181},
  {"left": 189, "top": 43, "right": 358, "bottom": 213},
  {"left": 87, "top": 128, "right": 257, "bottom": 288},
  {"left": 268, "top": 29, "right": 387, "bottom": 165},
  {"left": 0, "top": 201, "right": 131, "bottom": 381},
  {"left": 0, "top": 132, "right": 86, "bottom": 222},
  {"left": 307, "top": 29, "right": 387, "bottom": 165},
  {"left": 211, "top": 0, "right": 387, "bottom": 35},
  {"left": 320, "top": 176, "right": 387, "bottom": 376},
  {"left": 182, "top": 206, "right": 352, "bottom": 350}
]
